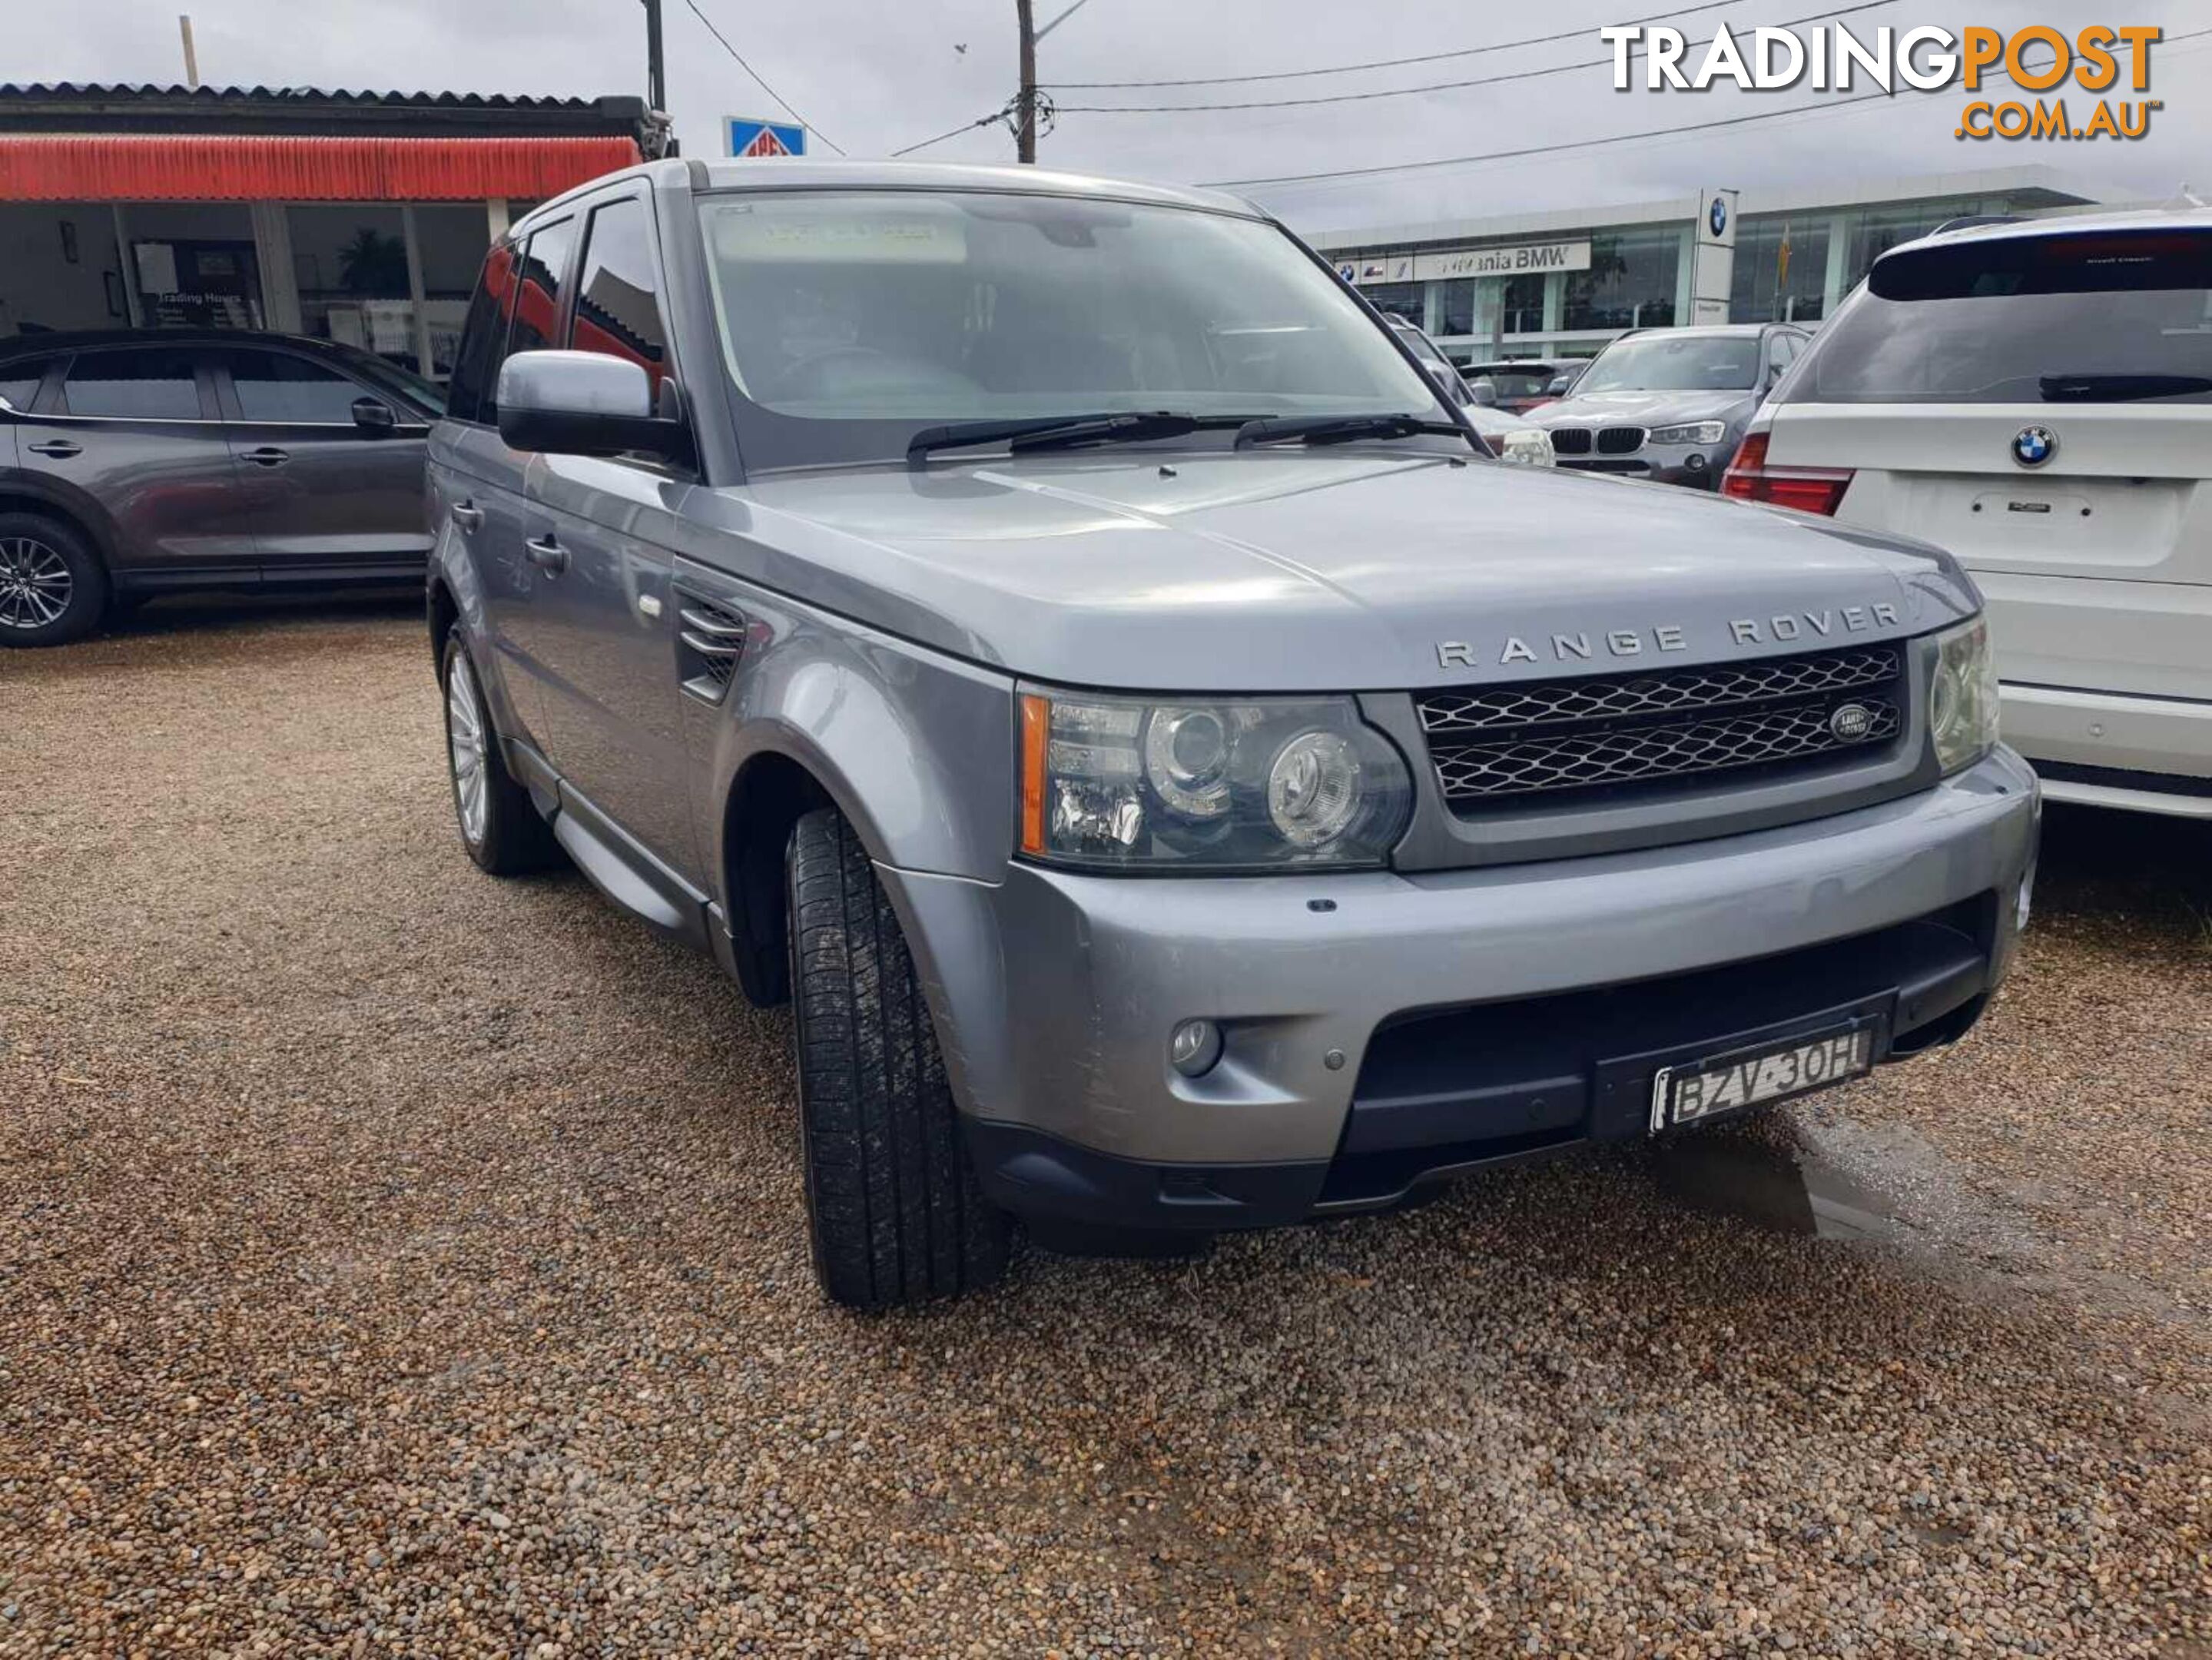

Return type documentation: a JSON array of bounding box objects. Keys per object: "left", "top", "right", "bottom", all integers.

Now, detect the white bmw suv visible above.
[{"left": 1726, "top": 208, "right": 2211, "bottom": 819}]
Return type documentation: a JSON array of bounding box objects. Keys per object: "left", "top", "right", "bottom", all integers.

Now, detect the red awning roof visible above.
[{"left": 0, "top": 134, "right": 641, "bottom": 202}]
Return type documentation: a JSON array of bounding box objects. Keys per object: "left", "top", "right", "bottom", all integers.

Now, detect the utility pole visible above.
[
  {"left": 642, "top": 0, "right": 668, "bottom": 118},
  {"left": 1015, "top": 0, "right": 1037, "bottom": 163},
  {"left": 178, "top": 15, "right": 201, "bottom": 89}
]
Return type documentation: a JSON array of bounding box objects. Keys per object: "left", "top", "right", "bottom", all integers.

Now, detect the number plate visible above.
[{"left": 1650, "top": 1025, "right": 1875, "bottom": 1133}]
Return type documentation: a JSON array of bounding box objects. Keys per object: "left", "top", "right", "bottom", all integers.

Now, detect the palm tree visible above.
[{"left": 337, "top": 227, "right": 409, "bottom": 297}]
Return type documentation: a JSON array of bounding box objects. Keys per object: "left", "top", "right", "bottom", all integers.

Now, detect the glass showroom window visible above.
[
  {"left": 1435, "top": 280, "right": 1478, "bottom": 338},
  {"left": 1500, "top": 274, "right": 1545, "bottom": 336},
  {"left": 121, "top": 202, "right": 264, "bottom": 330},
  {"left": 1731, "top": 219, "right": 1830, "bottom": 324},
  {"left": 413, "top": 205, "right": 492, "bottom": 380},
  {"left": 1564, "top": 228, "right": 1680, "bottom": 332},
  {"left": 290, "top": 205, "right": 416, "bottom": 370},
  {"left": 1363, "top": 281, "right": 1425, "bottom": 328},
  {"left": 1842, "top": 205, "right": 1969, "bottom": 290}
]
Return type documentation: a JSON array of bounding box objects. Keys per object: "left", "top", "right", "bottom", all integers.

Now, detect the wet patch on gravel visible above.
[{"left": 2, "top": 603, "right": 2207, "bottom": 1655}]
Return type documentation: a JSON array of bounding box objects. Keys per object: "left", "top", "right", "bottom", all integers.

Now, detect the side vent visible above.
[{"left": 675, "top": 592, "right": 748, "bottom": 704}]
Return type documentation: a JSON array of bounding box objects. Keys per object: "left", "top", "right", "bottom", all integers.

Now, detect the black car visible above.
[
  {"left": 0, "top": 330, "right": 443, "bottom": 645},
  {"left": 1461, "top": 358, "right": 1582, "bottom": 416},
  {"left": 1523, "top": 324, "right": 1811, "bottom": 489}
]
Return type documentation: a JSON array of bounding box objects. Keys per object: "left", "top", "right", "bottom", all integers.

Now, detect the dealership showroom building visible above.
[
  {"left": 1315, "top": 164, "right": 2106, "bottom": 366},
  {"left": 0, "top": 82, "right": 663, "bottom": 380}
]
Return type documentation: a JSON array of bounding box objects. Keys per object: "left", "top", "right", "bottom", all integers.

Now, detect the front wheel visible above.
[{"left": 785, "top": 806, "right": 1010, "bottom": 1309}]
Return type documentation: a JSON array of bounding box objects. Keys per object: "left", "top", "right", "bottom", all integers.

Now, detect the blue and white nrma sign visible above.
[{"left": 726, "top": 117, "right": 807, "bottom": 158}]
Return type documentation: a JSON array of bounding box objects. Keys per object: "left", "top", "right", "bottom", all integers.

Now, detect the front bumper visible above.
[
  {"left": 883, "top": 749, "right": 2039, "bottom": 1227},
  {"left": 1548, "top": 440, "right": 1725, "bottom": 489}
]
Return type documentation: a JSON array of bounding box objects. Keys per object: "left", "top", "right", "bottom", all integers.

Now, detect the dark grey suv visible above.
[
  {"left": 1527, "top": 323, "right": 1809, "bottom": 488},
  {"left": 0, "top": 330, "right": 441, "bottom": 645}
]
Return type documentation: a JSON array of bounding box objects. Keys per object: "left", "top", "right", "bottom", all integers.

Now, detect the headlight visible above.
[
  {"left": 1647, "top": 420, "right": 1728, "bottom": 446},
  {"left": 1929, "top": 616, "right": 2000, "bottom": 775},
  {"left": 1499, "top": 427, "right": 1555, "bottom": 467},
  {"left": 1018, "top": 687, "right": 1413, "bottom": 871}
]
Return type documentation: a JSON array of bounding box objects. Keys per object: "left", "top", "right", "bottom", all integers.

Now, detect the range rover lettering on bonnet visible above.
[{"left": 1435, "top": 603, "right": 1901, "bottom": 669}]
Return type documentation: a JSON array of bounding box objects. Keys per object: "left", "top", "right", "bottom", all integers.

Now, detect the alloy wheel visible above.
[
  {"left": 446, "top": 650, "right": 490, "bottom": 847},
  {"left": 0, "top": 537, "right": 72, "bottom": 631}
]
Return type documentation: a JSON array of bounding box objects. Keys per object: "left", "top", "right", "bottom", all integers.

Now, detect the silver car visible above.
[{"left": 426, "top": 160, "right": 2038, "bottom": 1308}]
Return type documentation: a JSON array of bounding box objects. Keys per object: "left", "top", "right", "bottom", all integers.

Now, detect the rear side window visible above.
[
  {"left": 509, "top": 217, "right": 576, "bottom": 358},
  {"left": 569, "top": 197, "right": 670, "bottom": 396},
  {"left": 61, "top": 349, "right": 208, "bottom": 420},
  {"left": 1788, "top": 227, "right": 2212, "bottom": 405},
  {"left": 446, "top": 242, "right": 519, "bottom": 424},
  {"left": 221, "top": 349, "right": 367, "bottom": 423},
  {"left": 0, "top": 357, "right": 56, "bottom": 412}
]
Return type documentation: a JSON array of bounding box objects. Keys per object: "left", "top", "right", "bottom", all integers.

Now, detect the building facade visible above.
[
  {"left": 1308, "top": 166, "right": 2100, "bottom": 365},
  {"left": 0, "top": 84, "right": 663, "bottom": 381}
]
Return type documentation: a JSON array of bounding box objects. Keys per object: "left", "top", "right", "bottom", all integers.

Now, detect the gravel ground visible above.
[{"left": 2, "top": 597, "right": 2207, "bottom": 1658}]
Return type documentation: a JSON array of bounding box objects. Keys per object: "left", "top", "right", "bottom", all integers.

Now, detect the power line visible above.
[
  {"left": 891, "top": 99, "right": 1020, "bottom": 158},
  {"left": 1204, "top": 24, "right": 2210, "bottom": 191},
  {"left": 1059, "top": 0, "right": 1898, "bottom": 115},
  {"left": 1041, "top": 0, "right": 1744, "bottom": 89},
  {"left": 677, "top": 0, "right": 847, "bottom": 155}
]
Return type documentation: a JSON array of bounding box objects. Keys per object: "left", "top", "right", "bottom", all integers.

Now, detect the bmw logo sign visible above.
[
  {"left": 1708, "top": 198, "right": 1729, "bottom": 237},
  {"left": 1336, "top": 263, "right": 1356, "bottom": 284},
  {"left": 1829, "top": 702, "right": 1875, "bottom": 743},
  {"left": 2011, "top": 425, "right": 2058, "bottom": 467}
]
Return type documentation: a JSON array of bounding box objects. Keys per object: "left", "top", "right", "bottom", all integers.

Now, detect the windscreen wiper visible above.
[
  {"left": 2040, "top": 372, "right": 2212, "bottom": 402},
  {"left": 1233, "top": 412, "right": 1474, "bottom": 450},
  {"left": 907, "top": 410, "right": 1239, "bottom": 466}
]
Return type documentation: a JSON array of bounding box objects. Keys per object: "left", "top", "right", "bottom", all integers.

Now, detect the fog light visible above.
[
  {"left": 1685, "top": 452, "right": 1708, "bottom": 473},
  {"left": 1169, "top": 1018, "right": 1223, "bottom": 1079}
]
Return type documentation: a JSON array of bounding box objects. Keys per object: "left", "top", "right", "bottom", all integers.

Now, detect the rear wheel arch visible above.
[
  {"left": 426, "top": 573, "right": 460, "bottom": 672},
  {"left": 0, "top": 488, "right": 116, "bottom": 569}
]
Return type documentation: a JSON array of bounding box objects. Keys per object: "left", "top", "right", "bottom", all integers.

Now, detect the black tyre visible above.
[
  {"left": 786, "top": 806, "right": 1010, "bottom": 1309},
  {"left": 440, "top": 629, "right": 561, "bottom": 876},
  {"left": 0, "top": 513, "right": 107, "bottom": 647}
]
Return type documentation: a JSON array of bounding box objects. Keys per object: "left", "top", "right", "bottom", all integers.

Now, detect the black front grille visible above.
[
  {"left": 1418, "top": 644, "right": 1907, "bottom": 811},
  {"left": 1547, "top": 427, "right": 1590, "bottom": 455},
  {"left": 1595, "top": 425, "right": 1646, "bottom": 454}
]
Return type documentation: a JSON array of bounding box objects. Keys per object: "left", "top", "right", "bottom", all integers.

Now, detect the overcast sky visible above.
[{"left": 18, "top": 0, "right": 2210, "bottom": 235}]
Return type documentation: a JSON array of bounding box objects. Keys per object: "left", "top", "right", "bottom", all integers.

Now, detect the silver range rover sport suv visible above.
[{"left": 426, "top": 159, "right": 2038, "bottom": 1308}]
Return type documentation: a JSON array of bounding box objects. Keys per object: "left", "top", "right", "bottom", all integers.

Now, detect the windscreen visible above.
[
  {"left": 1787, "top": 226, "right": 2212, "bottom": 405},
  {"left": 698, "top": 191, "right": 1436, "bottom": 467},
  {"left": 1576, "top": 335, "right": 1760, "bottom": 394}
]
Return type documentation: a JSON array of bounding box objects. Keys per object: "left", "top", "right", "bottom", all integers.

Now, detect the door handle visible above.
[
  {"left": 27, "top": 440, "right": 81, "bottom": 459},
  {"left": 450, "top": 501, "right": 485, "bottom": 532},
  {"left": 241, "top": 447, "right": 290, "bottom": 467},
  {"left": 524, "top": 534, "right": 569, "bottom": 575}
]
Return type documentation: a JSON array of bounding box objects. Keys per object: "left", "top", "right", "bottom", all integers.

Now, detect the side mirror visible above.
[
  {"left": 1544, "top": 376, "right": 1571, "bottom": 397},
  {"left": 496, "top": 350, "right": 685, "bottom": 462},
  {"left": 1466, "top": 380, "right": 1500, "bottom": 408},
  {"left": 1421, "top": 361, "right": 1471, "bottom": 407},
  {"left": 350, "top": 397, "right": 397, "bottom": 434}
]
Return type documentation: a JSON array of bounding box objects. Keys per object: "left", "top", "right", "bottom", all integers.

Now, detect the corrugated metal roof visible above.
[
  {"left": 0, "top": 134, "right": 642, "bottom": 201},
  {"left": 0, "top": 83, "right": 625, "bottom": 111}
]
